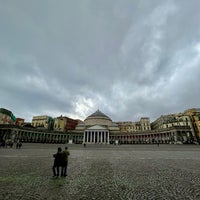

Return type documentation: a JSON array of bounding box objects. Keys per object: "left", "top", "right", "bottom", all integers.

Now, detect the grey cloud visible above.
[{"left": 0, "top": 0, "right": 200, "bottom": 122}]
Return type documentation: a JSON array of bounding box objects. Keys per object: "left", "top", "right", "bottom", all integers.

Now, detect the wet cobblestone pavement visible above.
[{"left": 0, "top": 144, "right": 200, "bottom": 200}]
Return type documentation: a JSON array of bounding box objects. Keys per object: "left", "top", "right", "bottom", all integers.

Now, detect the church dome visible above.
[{"left": 84, "top": 109, "right": 112, "bottom": 126}]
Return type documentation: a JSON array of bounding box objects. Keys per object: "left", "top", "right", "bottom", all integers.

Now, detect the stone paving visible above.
[{"left": 0, "top": 144, "right": 200, "bottom": 200}]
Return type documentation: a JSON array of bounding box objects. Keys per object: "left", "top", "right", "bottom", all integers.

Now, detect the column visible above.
[
  {"left": 83, "top": 132, "right": 85, "bottom": 143},
  {"left": 107, "top": 132, "right": 110, "bottom": 144},
  {"left": 93, "top": 132, "right": 95, "bottom": 143},
  {"left": 95, "top": 132, "right": 97, "bottom": 143},
  {"left": 100, "top": 132, "right": 102, "bottom": 143},
  {"left": 86, "top": 132, "right": 89, "bottom": 143},
  {"left": 90, "top": 132, "right": 92, "bottom": 143},
  {"left": 174, "top": 131, "right": 178, "bottom": 143},
  {"left": 97, "top": 131, "right": 99, "bottom": 143}
]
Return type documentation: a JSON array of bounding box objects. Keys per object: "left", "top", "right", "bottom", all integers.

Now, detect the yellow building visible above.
[
  {"left": 32, "top": 115, "right": 50, "bottom": 129},
  {"left": 54, "top": 116, "right": 67, "bottom": 132},
  {"left": 140, "top": 117, "right": 151, "bottom": 131},
  {"left": 184, "top": 108, "right": 200, "bottom": 140},
  {"left": 193, "top": 115, "right": 200, "bottom": 140},
  {"left": 116, "top": 117, "right": 151, "bottom": 133}
]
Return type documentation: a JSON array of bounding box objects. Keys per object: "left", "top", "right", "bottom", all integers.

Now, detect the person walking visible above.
[
  {"left": 52, "top": 147, "right": 63, "bottom": 177},
  {"left": 61, "top": 146, "right": 70, "bottom": 177}
]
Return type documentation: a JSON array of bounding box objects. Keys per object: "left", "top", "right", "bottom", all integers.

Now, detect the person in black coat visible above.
[
  {"left": 52, "top": 147, "right": 63, "bottom": 177},
  {"left": 61, "top": 146, "right": 70, "bottom": 177}
]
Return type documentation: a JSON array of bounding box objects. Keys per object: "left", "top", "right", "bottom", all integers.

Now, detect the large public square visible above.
[{"left": 0, "top": 144, "right": 200, "bottom": 200}]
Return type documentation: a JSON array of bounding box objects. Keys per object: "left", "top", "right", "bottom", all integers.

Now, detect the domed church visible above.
[{"left": 75, "top": 109, "right": 120, "bottom": 144}]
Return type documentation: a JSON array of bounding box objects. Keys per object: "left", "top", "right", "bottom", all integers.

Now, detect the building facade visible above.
[
  {"left": 151, "top": 113, "right": 197, "bottom": 143},
  {"left": 0, "top": 108, "right": 199, "bottom": 145},
  {"left": 0, "top": 108, "right": 16, "bottom": 125},
  {"left": 32, "top": 116, "right": 51, "bottom": 129},
  {"left": 116, "top": 117, "right": 151, "bottom": 133},
  {"left": 54, "top": 116, "right": 78, "bottom": 132},
  {"left": 184, "top": 108, "right": 200, "bottom": 141},
  {"left": 15, "top": 118, "right": 25, "bottom": 126},
  {"left": 74, "top": 110, "right": 120, "bottom": 144}
]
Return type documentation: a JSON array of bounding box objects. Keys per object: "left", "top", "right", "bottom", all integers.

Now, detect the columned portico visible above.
[{"left": 83, "top": 125, "right": 109, "bottom": 144}]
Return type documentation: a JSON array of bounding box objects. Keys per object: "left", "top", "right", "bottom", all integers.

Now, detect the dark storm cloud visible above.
[{"left": 0, "top": 0, "right": 200, "bottom": 122}]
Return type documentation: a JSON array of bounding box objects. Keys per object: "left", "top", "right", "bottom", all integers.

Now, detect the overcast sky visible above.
[{"left": 0, "top": 0, "right": 200, "bottom": 122}]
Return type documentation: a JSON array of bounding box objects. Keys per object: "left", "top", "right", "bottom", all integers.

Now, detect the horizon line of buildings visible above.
[{"left": 0, "top": 107, "right": 200, "bottom": 144}]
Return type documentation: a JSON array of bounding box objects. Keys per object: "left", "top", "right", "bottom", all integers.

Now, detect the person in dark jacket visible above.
[
  {"left": 61, "top": 146, "right": 70, "bottom": 177},
  {"left": 52, "top": 147, "right": 63, "bottom": 177}
]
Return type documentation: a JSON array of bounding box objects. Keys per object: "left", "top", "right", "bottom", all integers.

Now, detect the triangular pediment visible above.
[{"left": 86, "top": 125, "right": 108, "bottom": 130}]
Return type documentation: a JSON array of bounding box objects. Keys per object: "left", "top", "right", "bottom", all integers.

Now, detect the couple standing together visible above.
[{"left": 52, "top": 146, "right": 70, "bottom": 177}]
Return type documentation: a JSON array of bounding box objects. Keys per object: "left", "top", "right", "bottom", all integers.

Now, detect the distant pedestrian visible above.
[
  {"left": 83, "top": 143, "right": 86, "bottom": 148},
  {"left": 52, "top": 147, "right": 63, "bottom": 177},
  {"left": 61, "top": 146, "right": 70, "bottom": 177},
  {"left": 16, "top": 140, "right": 21, "bottom": 149}
]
